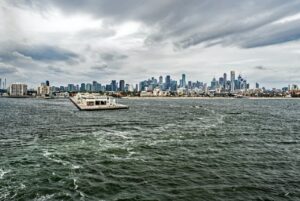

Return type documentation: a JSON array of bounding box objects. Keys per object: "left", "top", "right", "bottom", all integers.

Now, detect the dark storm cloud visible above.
[
  {"left": 254, "top": 66, "right": 268, "bottom": 70},
  {"left": 6, "top": 0, "right": 300, "bottom": 49},
  {"left": 18, "top": 46, "right": 78, "bottom": 62},
  {"left": 0, "top": 43, "right": 78, "bottom": 62},
  {"left": 100, "top": 53, "right": 128, "bottom": 62},
  {"left": 48, "top": 66, "right": 65, "bottom": 73},
  {"left": 0, "top": 64, "right": 18, "bottom": 74},
  {"left": 91, "top": 64, "right": 108, "bottom": 71}
]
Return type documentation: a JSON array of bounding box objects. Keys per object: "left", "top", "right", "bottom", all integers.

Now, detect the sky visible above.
[{"left": 0, "top": 0, "right": 300, "bottom": 88}]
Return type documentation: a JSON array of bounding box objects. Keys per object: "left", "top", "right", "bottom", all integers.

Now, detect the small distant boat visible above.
[
  {"left": 235, "top": 95, "right": 248, "bottom": 99},
  {"left": 70, "top": 93, "right": 129, "bottom": 111}
]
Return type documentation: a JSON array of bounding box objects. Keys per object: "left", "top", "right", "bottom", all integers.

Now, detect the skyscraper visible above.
[
  {"left": 223, "top": 73, "right": 227, "bottom": 89},
  {"left": 256, "top": 82, "right": 260, "bottom": 89},
  {"left": 119, "top": 80, "right": 125, "bottom": 91},
  {"left": 92, "top": 81, "right": 99, "bottom": 92},
  {"left": 159, "top": 76, "right": 163, "bottom": 84},
  {"left": 165, "top": 75, "right": 171, "bottom": 90},
  {"left": 80, "top": 83, "right": 86, "bottom": 92},
  {"left": 111, "top": 80, "right": 117, "bottom": 91},
  {"left": 230, "top": 71, "right": 235, "bottom": 92},
  {"left": 0, "top": 78, "right": 2, "bottom": 89},
  {"left": 46, "top": 80, "right": 50, "bottom": 87},
  {"left": 182, "top": 74, "right": 186, "bottom": 88}
]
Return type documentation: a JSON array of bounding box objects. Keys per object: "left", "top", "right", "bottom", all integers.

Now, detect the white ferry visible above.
[{"left": 70, "top": 93, "right": 129, "bottom": 111}]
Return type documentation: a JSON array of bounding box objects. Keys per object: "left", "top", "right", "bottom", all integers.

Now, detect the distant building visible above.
[
  {"left": 159, "top": 76, "right": 163, "bottom": 84},
  {"left": 165, "top": 75, "right": 171, "bottom": 90},
  {"left": 86, "top": 83, "right": 92, "bottom": 92},
  {"left": 210, "top": 77, "right": 218, "bottom": 90},
  {"left": 230, "top": 70, "right": 235, "bottom": 92},
  {"left": 256, "top": 83, "right": 260, "bottom": 89},
  {"left": 46, "top": 80, "right": 50, "bottom": 87},
  {"left": 223, "top": 73, "right": 227, "bottom": 89},
  {"left": 170, "top": 80, "right": 177, "bottom": 91},
  {"left": 80, "top": 83, "right": 86, "bottom": 92},
  {"left": 181, "top": 74, "right": 186, "bottom": 88},
  {"left": 67, "top": 84, "right": 76, "bottom": 92},
  {"left": 37, "top": 83, "right": 50, "bottom": 97},
  {"left": 119, "top": 80, "right": 125, "bottom": 91},
  {"left": 9, "top": 84, "right": 28, "bottom": 96},
  {"left": 111, "top": 80, "right": 117, "bottom": 91}
]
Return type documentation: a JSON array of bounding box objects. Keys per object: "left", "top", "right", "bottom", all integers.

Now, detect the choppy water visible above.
[{"left": 0, "top": 98, "right": 300, "bottom": 201}]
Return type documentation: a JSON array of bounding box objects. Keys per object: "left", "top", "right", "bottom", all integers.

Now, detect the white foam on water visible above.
[
  {"left": 0, "top": 192, "right": 9, "bottom": 200},
  {"left": 42, "top": 150, "right": 69, "bottom": 166},
  {"left": 216, "top": 114, "right": 225, "bottom": 124},
  {"left": 73, "top": 178, "right": 78, "bottom": 190},
  {"left": 71, "top": 164, "right": 81, "bottom": 170},
  {"left": 0, "top": 168, "right": 11, "bottom": 179},
  {"left": 20, "top": 183, "right": 26, "bottom": 189},
  {"left": 33, "top": 194, "right": 55, "bottom": 201},
  {"left": 42, "top": 150, "right": 51, "bottom": 158}
]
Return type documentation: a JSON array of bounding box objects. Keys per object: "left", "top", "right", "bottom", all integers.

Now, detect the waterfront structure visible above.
[
  {"left": 37, "top": 83, "right": 51, "bottom": 97},
  {"left": 9, "top": 83, "right": 28, "bottom": 96},
  {"left": 70, "top": 93, "right": 129, "bottom": 110}
]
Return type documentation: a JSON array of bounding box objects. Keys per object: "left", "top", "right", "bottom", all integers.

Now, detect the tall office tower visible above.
[
  {"left": 4, "top": 78, "right": 6, "bottom": 89},
  {"left": 237, "top": 74, "right": 242, "bottom": 90},
  {"left": 223, "top": 73, "right": 227, "bottom": 89},
  {"left": 135, "top": 84, "right": 139, "bottom": 92},
  {"left": 111, "top": 80, "right": 117, "bottom": 91},
  {"left": 165, "top": 75, "right": 171, "bottom": 90},
  {"left": 0, "top": 78, "right": 2, "bottom": 89},
  {"left": 230, "top": 71, "right": 235, "bottom": 92},
  {"left": 80, "top": 83, "right": 86, "bottom": 92},
  {"left": 159, "top": 76, "right": 163, "bottom": 84},
  {"left": 256, "top": 82, "right": 260, "bottom": 89},
  {"left": 92, "top": 81, "right": 98, "bottom": 92},
  {"left": 46, "top": 80, "right": 50, "bottom": 86},
  {"left": 86, "top": 83, "right": 92, "bottom": 92},
  {"left": 182, "top": 74, "right": 186, "bottom": 88},
  {"left": 219, "top": 77, "right": 224, "bottom": 87},
  {"left": 119, "top": 80, "right": 125, "bottom": 91}
]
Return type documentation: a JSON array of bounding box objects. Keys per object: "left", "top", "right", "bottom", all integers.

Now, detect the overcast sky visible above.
[{"left": 1, "top": 0, "right": 300, "bottom": 88}]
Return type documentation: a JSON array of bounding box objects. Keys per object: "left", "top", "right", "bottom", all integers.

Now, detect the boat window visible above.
[
  {"left": 100, "top": 101, "right": 106, "bottom": 105},
  {"left": 87, "top": 101, "right": 94, "bottom": 106}
]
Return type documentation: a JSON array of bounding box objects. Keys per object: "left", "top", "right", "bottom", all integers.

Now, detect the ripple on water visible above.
[{"left": 0, "top": 98, "right": 300, "bottom": 201}]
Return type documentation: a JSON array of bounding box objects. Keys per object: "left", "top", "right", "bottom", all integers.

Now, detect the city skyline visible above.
[
  {"left": 0, "top": 70, "right": 297, "bottom": 91},
  {"left": 1, "top": 1, "right": 300, "bottom": 88}
]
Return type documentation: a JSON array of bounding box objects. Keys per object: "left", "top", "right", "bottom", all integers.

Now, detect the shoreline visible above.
[{"left": 122, "top": 96, "right": 298, "bottom": 100}]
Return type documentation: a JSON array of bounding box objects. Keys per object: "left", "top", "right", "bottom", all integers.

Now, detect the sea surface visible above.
[{"left": 0, "top": 98, "right": 299, "bottom": 201}]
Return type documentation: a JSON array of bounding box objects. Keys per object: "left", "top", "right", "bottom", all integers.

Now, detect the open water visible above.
[{"left": 0, "top": 98, "right": 299, "bottom": 201}]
